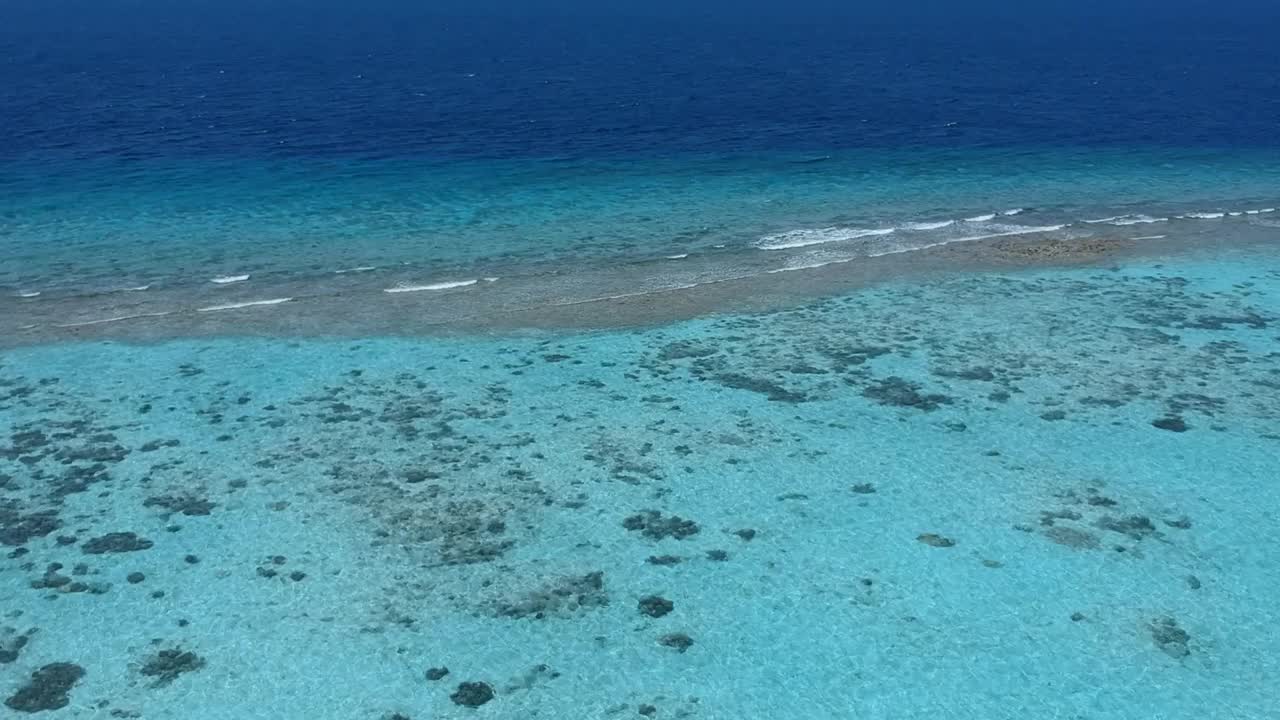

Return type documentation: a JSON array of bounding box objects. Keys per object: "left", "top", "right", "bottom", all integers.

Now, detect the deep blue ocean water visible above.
[
  {"left": 2, "top": 0, "right": 1279, "bottom": 303},
  {"left": 5, "top": 0, "right": 1280, "bottom": 163},
  {"left": 2, "top": 2, "right": 1279, "bottom": 718}
]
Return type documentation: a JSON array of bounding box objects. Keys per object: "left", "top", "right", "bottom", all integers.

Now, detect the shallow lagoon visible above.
[{"left": 3, "top": 244, "right": 1278, "bottom": 718}]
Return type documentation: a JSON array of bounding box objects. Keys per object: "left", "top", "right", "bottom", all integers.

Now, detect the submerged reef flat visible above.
[
  {"left": 1, "top": 249, "right": 1279, "bottom": 718},
  {"left": 4, "top": 215, "right": 1278, "bottom": 348}
]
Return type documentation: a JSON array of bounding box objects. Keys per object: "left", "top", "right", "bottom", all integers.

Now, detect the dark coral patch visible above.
[
  {"left": 623, "top": 511, "right": 700, "bottom": 540},
  {"left": 450, "top": 681, "right": 495, "bottom": 707},
  {"left": 140, "top": 648, "right": 206, "bottom": 687},
  {"left": 862, "top": 377, "right": 953, "bottom": 411},
  {"left": 638, "top": 595, "right": 674, "bottom": 618},
  {"left": 5, "top": 662, "right": 85, "bottom": 712},
  {"left": 82, "top": 532, "right": 153, "bottom": 554}
]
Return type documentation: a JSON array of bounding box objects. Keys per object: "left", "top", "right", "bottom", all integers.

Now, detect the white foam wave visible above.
[
  {"left": 766, "top": 262, "right": 835, "bottom": 274},
  {"left": 197, "top": 298, "right": 293, "bottom": 312},
  {"left": 903, "top": 220, "right": 955, "bottom": 231},
  {"left": 765, "top": 224, "right": 1066, "bottom": 273},
  {"left": 383, "top": 279, "right": 478, "bottom": 293},
  {"left": 210, "top": 274, "right": 250, "bottom": 284},
  {"left": 666, "top": 253, "right": 690, "bottom": 260},
  {"left": 925, "top": 224, "right": 1066, "bottom": 246},
  {"left": 1228, "top": 212, "right": 1244, "bottom": 217},
  {"left": 334, "top": 266, "right": 377, "bottom": 274},
  {"left": 549, "top": 281, "right": 704, "bottom": 307},
  {"left": 1131, "top": 235, "right": 1168, "bottom": 240},
  {"left": 56, "top": 311, "right": 172, "bottom": 328},
  {"left": 757, "top": 227, "right": 894, "bottom": 251},
  {"left": 964, "top": 213, "right": 996, "bottom": 222},
  {"left": 1085, "top": 214, "right": 1167, "bottom": 226},
  {"left": 1001, "top": 208, "right": 1025, "bottom": 216},
  {"left": 1114, "top": 216, "right": 1167, "bottom": 225},
  {"left": 1183, "top": 212, "right": 1225, "bottom": 219},
  {"left": 17, "top": 291, "right": 41, "bottom": 298},
  {"left": 128, "top": 285, "right": 151, "bottom": 292}
]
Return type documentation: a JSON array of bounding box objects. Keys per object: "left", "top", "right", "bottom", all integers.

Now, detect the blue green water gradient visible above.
[
  {"left": 3, "top": 1, "right": 1280, "bottom": 716},
  {"left": 3, "top": 246, "right": 1278, "bottom": 717},
  {"left": 4, "top": 148, "right": 1278, "bottom": 295}
]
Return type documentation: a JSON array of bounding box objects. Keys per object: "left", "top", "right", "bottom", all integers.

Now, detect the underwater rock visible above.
[
  {"left": 935, "top": 366, "right": 996, "bottom": 381},
  {"left": 623, "top": 511, "right": 700, "bottom": 540},
  {"left": 1149, "top": 617, "right": 1191, "bottom": 658},
  {"left": 52, "top": 463, "right": 113, "bottom": 497},
  {"left": 425, "top": 667, "right": 450, "bottom": 681},
  {"left": 862, "top": 377, "right": 952, "bottom": 411},
  {"left": 1184, "top": 313, "right": 1269, "bottom": 330},
  {"left": 1152, "top": 416, "right": 1189, "bottom": 432},
  {"left": 1095, "top": 515, "right": 1157, "bottom": 540},
  {"left": 143, "top": 495, "right": 215, "bottom": 516},
  {"left": 438, "top": 538, "right": 516, "bottom": 566},
  {"left": 639, "top": 704, "right": 657, "bottom": 716},
  {"left": 658, "top": 633, "right": 694, "bottom": 653},
  {"left": 30, "top": 563, "right": 76, "bottom": 591},
  {"left": 733, "top": 528, "right": 756, "bottom": 541},
  {"left": 82, "top": 532, "right": 153, "bottom": 554},
  {"left": 0, "top": 508, "right": 61, "bottom": 546},
  {"left": 705, "top": 549, "right": 729, "bottom": 561},
  {"left": 54, "top": 442, "right": 129, "bottom": 465},
  {"left": 714, "top": 373, "right": 807, "bottom": 403},
  {"left": 819, "top": 344, "right": 891, "bottom": 368},
  {"left": 401, "top": 469, "right": 440, "bottom": 484},
  {"left": 140, "top": 648, "right": 206, "bottom": 687},
  {"left": 850, "top": 483, "right": 877, "bottom": 494},
  {"left": 657, "top": 342, "right": 718, "bottom": 361},
  {"left": 1043, "top": 526, "right": 1102, "bottom": 550},
  {"left": 0, "top": 627, "right": 34, "bottom": 664},
  {"left": 917, "top": 533, "right": 956, "bottom": 548},
  {"left": 638, "top": 595, "right": 674, "bottom": 618},
  {"left": 646, "top": 555, "right": 683, "bottom": 566},
  {"left": 1039, "top": 509, "right": 1083, "bottom": 526},
  {"left": 450, "top": 681, "right": 495, "bottom": 707},
  {"left": 497, "top": 571, "right": 608, "bottom": 619},
  {"left": 138, "top": 439, "right": 180, "bottom": 452},
  {"left": 4, "top": 662, "right": 85, "bottom": 712},
  {"left": 5, "top": 429, "right": 50, "bottom": 457},
  {"left": 126, "top": 572, "right": 145, "bottom": 584}
]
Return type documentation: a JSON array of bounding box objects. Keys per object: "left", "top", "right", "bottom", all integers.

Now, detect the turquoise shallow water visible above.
[
  {"left": 4, "top": 148, "right": 1279, "bottom": 294},
  {"left": 6, "top": 2, "right": 1280, "bottom": 715},
  {"left": 3, "top": 244, "right": 1278, "bottom": 717},
  {"left": 4, "top": 148, "right": 1278, "bottom": 347}
]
